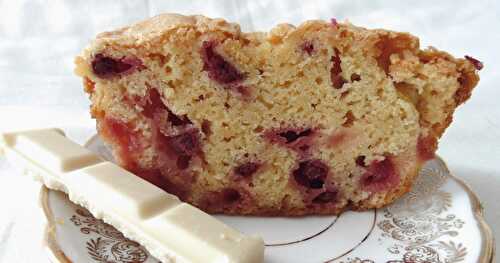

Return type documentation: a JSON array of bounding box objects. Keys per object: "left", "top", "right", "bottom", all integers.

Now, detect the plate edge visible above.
[
  {"left": 435, "top": 156, "right": 496, "bottom": 263},
  {"left": 40, "top": 186, "right": 73, "bottom": 263}
]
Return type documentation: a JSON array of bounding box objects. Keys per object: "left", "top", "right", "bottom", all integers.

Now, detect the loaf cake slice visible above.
[{"left": 75, "top": 14, "right": 481, "bottom": 216}]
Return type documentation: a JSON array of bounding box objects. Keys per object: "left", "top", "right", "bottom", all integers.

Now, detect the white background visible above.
[{"left": 0, "top": 0, "right": 498, "bottom": 261}]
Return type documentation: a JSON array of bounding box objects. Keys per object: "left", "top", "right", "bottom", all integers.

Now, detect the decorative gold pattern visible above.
[
  {"left": 378, "top": 167, "right": 468, "bottom": 262},
  {"left": 340, "top": 165, "right": 471, "bottom": 262},
  {"left": 70, "top": 208, "right": 149, "bottom": 263},
  {"left": 341, "top": 242, "right": 467, "bottom": 263},
  {"left": 379, "top": 168, "right": 464, "bottom": 246}
]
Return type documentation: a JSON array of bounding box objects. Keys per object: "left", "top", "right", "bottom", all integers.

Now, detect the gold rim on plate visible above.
[{"left": 435, "top": 156, "right": 496, "bottom": 263}]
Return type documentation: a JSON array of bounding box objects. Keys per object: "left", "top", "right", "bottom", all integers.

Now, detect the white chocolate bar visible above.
[
  {"left": 2, "top": 128, "right": 102, "bottom": 172},
  {"left": 0, "top": 129, "right": 264, "bottom": 263}
]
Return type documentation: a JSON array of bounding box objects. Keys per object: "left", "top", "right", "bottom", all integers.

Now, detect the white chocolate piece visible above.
[
  {"left": 0, "top": 129, "right": 98, "bottom": 192},
  {"left": 144, "top": 204, "right": 263, "bottom": 263},
  {"left": 0, "top": 129, "right": 264, "bottom": 263},
  {"left": 1, "top": 129, "right": 102, "bottom": 173},
  {"left": 66, "top": 162, "right": 180, "bottom": 219}
]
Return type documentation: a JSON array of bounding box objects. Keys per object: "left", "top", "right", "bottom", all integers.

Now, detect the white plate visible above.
[{"left": 40, "top": 136, "right": 495, "bottom": 263}]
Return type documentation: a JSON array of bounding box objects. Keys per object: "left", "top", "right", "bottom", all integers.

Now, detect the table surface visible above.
[{"left": 0, "top": 0, "right": 498, "bottom": 262}]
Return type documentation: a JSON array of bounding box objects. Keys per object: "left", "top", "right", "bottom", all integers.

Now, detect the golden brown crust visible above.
[
  {"left": 455, "top": 64, "right": 479, "bottom": 105},
  {"left": 94, "top": 14, "right": 241, "bottom": 49},
  {"left": 416, "top": 48, "right": 479, "bottom": 138}
]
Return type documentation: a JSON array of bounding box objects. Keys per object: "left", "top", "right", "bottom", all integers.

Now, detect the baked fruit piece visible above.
[{"left": 75, "top": 14, "right": 481, "bottom": 216}]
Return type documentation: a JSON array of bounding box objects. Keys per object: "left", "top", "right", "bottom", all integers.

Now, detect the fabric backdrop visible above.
[{"left": 0, "top": 0, "right": 498, "bottom": 261}]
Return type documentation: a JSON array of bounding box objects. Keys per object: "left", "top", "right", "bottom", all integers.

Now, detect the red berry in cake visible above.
[
  {"left": 142, "top": 88, "right": 192, "bottom": 126},
  {"left": 360, "top": 157, "right": 399, "bottom": 192},
  {"left": 355, "top": 155, "right": 366, "bottom": 167},
  {"left": 331, "top": 49, "right": 346, "bottom": 89},
  {"left": 464, "top": 55, "right": 484, "bottom": 70},
  {"left": 312, "top": 190, "right": 338, "bottom": 203},
  {"left": 91, "top": 54, "right": 142, "bottom": 78},
  {"left": 168, "top": 110, "right": 192, "bottom": 126},
  {"left": 201, "top": 41, "right": 244, "bottom": 84},
  {"left": 142, "top": 88, "right": 201, "bottom": 172},
  {"left": 330, "top": 18, "right": 338, "bottom": 27},
  {"left": 235, "top": 85, "right": 252, "bottom": 97},
  {"left": 201, "top": 119, "right": 212, "bottom": 137},
  {"left": 100, "top": 117, "right": 141, "bottom": 170},
  {"left": 234, "top": 162, "right": 260, "bottom": 177},
  {"left": 167, "top": 131, "right": 201, "bottom": 156},
  {"left": 176, "top": 155, "right": 192, "bottom": 170},
  {"left": 222, "top": 188, "right": 241, "bottom": 203},
  {"left": 265, "top": 126, "right": 316, "bottom": 153},
  {"left": 417, "top": 135, "right": 437, "bottom": 161},
  {"left": 142, "top": 88, "right": 167, "bottom": 118},
  {"left": 301, "top": 41, "right": 315, "bottom": 55},
  {"left": 278, "top": 129, "right": 312, "bottom": 143},
  {"left": 198, "top": 187, "right": 253, "bottom": 213},
  {"left": 350, "top": 73, "right": 361, "bottom": 82},
  {"left": 152, "top": 126, "right": 202, "bottom": 172},
  {"left": 342, "top": 111, "right": 356, "bottom": 127},
  {"left": 293, "top": 159, "right": 329, "bottom": 189}
]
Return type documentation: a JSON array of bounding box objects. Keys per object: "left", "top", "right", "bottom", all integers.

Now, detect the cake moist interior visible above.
[{"left": 77, "top": 15, "right": 479, "bottom": 215}]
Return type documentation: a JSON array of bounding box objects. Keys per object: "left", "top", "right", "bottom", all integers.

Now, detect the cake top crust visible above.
[{"left": 96, "top": 13, "right": 242, "bottom": 45}]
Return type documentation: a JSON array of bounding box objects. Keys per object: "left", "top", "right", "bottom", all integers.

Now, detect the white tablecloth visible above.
[{"left": 0, "top": 0, "right": 498, "bottom": 261}]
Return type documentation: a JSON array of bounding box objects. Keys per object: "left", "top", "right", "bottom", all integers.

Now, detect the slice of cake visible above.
[{"left": 75, "top": 14, "right": 481, "bottom": 216}]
